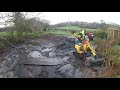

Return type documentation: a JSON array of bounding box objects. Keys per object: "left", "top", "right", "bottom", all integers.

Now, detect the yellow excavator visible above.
[
  {"left": 68, "top": 32, "right": 96, "bottom": 58},
  {"left": 68, "top": 31, "right": 104, "bottom": 66},
  {"left": 74, "top": 36, "right": 98, "bottom": 66}
]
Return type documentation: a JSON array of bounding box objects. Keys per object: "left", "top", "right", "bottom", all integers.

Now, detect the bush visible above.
[
  {"left": 94, "top": 37, "right": 120, "bottom": 77},
  {"left": 95, "top": 30, "right": 107, "bottom": 39}
]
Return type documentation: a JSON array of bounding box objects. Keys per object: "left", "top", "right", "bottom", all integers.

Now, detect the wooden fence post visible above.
[
  {"left": 110, "top": 29, "right": 111, "bottom": 39},
  {"left": 118, "top": 31, "right": 120, "bottom": 45},
  {"left": 112, "top": 30, "right": 114, "bottom": 45},
  {"left": 117, "top": 30, "right": 119, "bottom": 45},
  {"left": 107, "top": 29, "right": 109, "bottom": 40}
]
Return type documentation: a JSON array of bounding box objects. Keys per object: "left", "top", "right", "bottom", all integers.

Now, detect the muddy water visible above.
[{"left": 0, "top": 35, "right": 104, "bottom": 78}]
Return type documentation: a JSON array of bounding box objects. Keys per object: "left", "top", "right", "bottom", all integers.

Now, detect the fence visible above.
[{"left": 107, "top": 28, "right": 120, "bottom": 45}]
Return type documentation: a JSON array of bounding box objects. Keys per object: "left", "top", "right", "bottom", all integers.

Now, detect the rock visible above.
[
  {"left": 49, "top": 52, "right": 56, "bottom": 57},
  {"left": 41, "top": 48, "right": 53, "bottom": 53},
  {"left": 29, "top": 51, "right": 42, "bottom": 58}
]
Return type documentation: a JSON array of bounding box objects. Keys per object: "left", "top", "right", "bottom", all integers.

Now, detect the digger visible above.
[
  {"left": 75, "top": 35, "right": 96, "bottom": 58},
  {"left": 68, "top": 30, "right": 104, "bottom": 66},
  {"left": 73, "top": 33, "right": 104, "bottom": 66},
  {"left": 74, "top": 31, "right": 104, "bottom": 66}
]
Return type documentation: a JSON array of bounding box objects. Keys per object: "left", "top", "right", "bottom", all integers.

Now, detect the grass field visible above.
[
  {"left": 114, "top": 45, "right": 120, "bottom": 50},
  {"left": 0, "top": 32, "right": 10, "bottom": 36},
  {"left": 56, "top": 26, "right": 98, "bottom": 32},
  {"left": 56, "top": 26, "right": 81, "bottom": 30},
  {"left": 46, "top": 29, "right": 71, "bottom": 36},
  {"left": 47, "top": 26, "right": 98, "bottom": 36},
  {"left": 0, "top": 25, "right": 98, "bottom": 37},
  {"left": 47, "top": 25, "right": 98, "bottom": 36}
]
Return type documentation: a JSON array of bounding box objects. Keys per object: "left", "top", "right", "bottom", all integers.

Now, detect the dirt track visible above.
[{"left": 0, "top": 34, "right": 105, "bottom": 78}]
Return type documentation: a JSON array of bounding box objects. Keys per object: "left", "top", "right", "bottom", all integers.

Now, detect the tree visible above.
[
  {"left": 24, "top": 17, "right": 50, "bottom": 32},
  {"left": 0, "top": 12, "right": 42, "bottom": 42},
  {"left": 100, "top": 20, "right": 107, "bottom": 29},
  {"left": 41, "top": 19, "right": 50, "bottom": 31}
]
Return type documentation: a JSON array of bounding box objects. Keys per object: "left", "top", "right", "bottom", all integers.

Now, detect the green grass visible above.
[
  {"left": 0, "top": 32, "right": 10, "bottom": 36},
  {"left": 116, "top": 75, "right": 120, "bottom": 78},
  {"left": 48, "top": 26, "right": 98, "bottom": 36},
  {"left": 48, "top": 25, "right": 98, "bottom": 36},
  {"left": 47, "top": 29, "right": 71, "bottom": 36},
  {"left": 85, "top": 28, "right": 98, "bottom": 32},
  {"left": 113, "top": 45, "right": 120, "bottom": 50},
  {"left": 57, "top": 26, "right": 81, "bottom": 30},
  {"left": 0, "top": 31, "right": 45, "bottom": 37},
  {"left": 47, "top": 29, "right": 97, "bottom": 37},
  {"left": 55, "top": 26, "right": 98, "bottom": 32}
]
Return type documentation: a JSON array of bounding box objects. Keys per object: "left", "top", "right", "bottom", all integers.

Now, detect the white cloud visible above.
[{"left": 42, "top": 12, "right": 120, "bottom": 25}]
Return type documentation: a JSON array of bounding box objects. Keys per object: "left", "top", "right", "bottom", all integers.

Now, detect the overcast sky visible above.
[
  {"left": 0, "top": 12, "right": 120, "bottom": 27},
  {"left": 42, "top": 12, "right": 120, "bottom": 25}
]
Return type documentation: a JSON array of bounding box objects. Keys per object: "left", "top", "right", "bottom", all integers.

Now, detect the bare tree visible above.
[{"left": 41, "top": 19, "right": 50, "bottom": 31}]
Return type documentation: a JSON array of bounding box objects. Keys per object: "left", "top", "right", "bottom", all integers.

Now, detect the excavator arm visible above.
[{"left": 87, "top": 43, "right": 96, "bottom": 57}]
